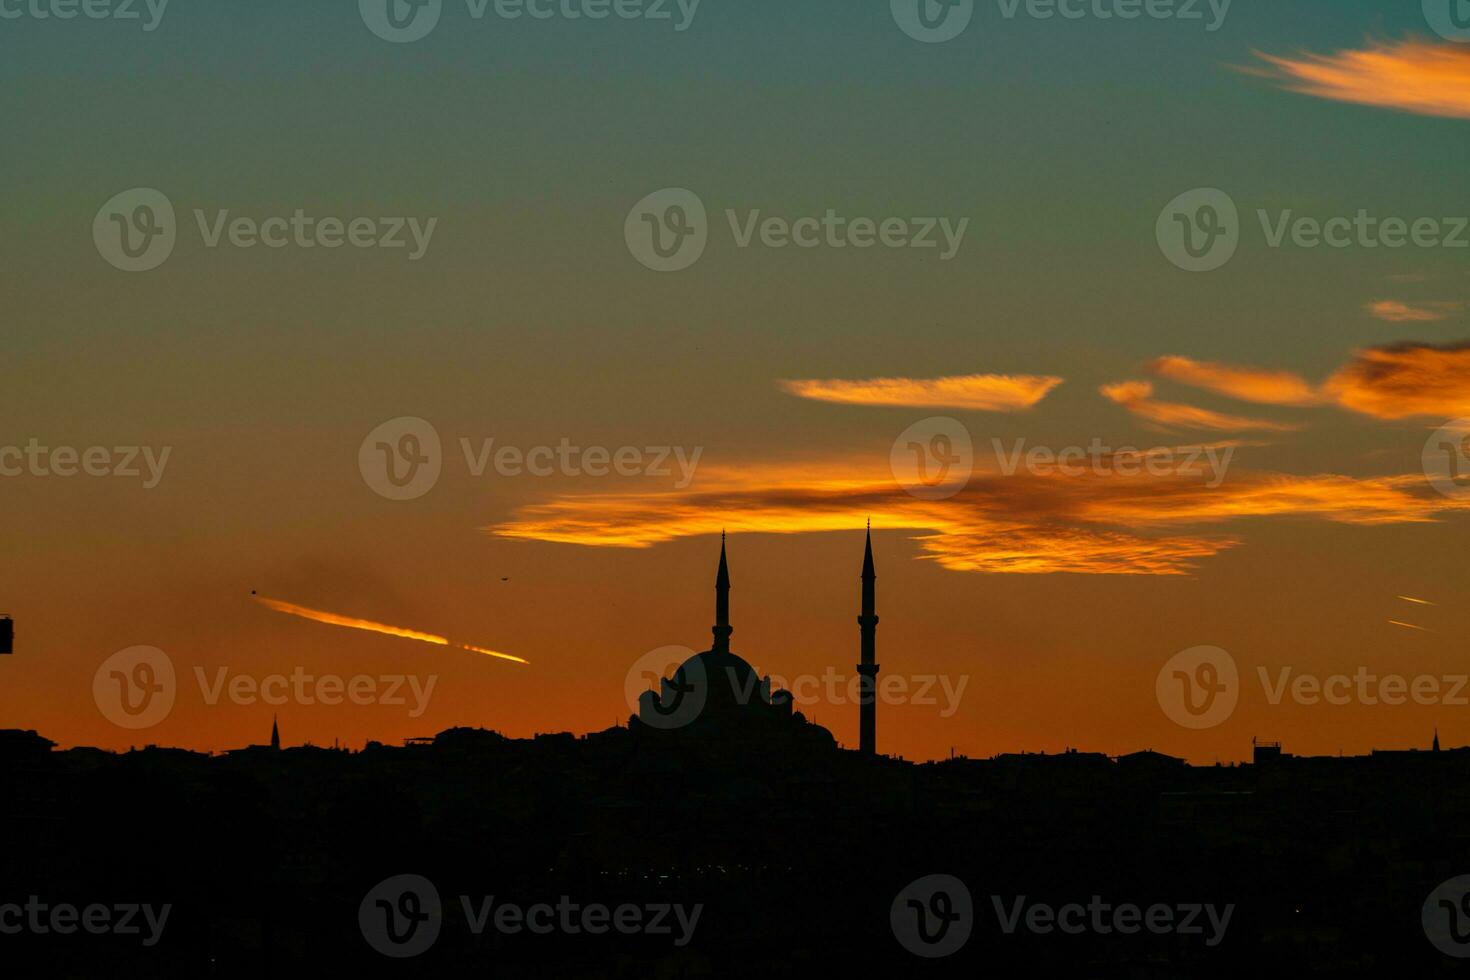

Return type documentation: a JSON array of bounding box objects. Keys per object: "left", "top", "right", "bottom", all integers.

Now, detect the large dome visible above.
[{"left": 673, "top": 648, "right": 761, "bottom": 707}]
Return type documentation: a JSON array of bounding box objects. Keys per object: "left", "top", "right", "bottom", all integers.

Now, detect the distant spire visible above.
[
  {"left": 1434, "top": 728, "right": 1441, "bottom": 752},
  {"left": 270, "top": 714, "right": 280, "bottom": 751},
  {"left": 713, "top": 533, "right": 732, "bottom": 652}
]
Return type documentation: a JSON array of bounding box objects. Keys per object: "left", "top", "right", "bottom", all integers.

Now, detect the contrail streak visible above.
[
  {"left": 1388, "top": 620, "right": 1431, "bottom": 632},
  {"left": 253, "top": 596, "right": 528, "bottom": 665}
]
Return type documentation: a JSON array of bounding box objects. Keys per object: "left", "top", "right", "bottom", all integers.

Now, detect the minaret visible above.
[
  {"left": 1434, "top": 728, "right": 1441, "bottom": 752},
  {"left": 270, "top": 714, "right": 281, "bottom": 751},
  {"left": 712, "top": 531, "right": 732, "bottom": 654},
  {"left": 856, "top": 522, "right": 880, "bottom": 755}
]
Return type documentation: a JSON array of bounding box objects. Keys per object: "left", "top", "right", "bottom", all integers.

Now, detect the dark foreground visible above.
[{"left": 2, "top": 726, "right": 1467, "bottom": 977}]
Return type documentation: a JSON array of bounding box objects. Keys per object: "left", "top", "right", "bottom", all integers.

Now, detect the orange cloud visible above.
[
  {"left": 779, "top": 373, "right": 1062, "bottom": 412},
  {"left": 1100, "top": 380, "right": 1303, "bottom": 432},
  {"left": 1325, "top": 342, "right": 1470, "bottom": 419},
  {"left": 1078, "top": 472, "right": 1450, "bottom": 528},
  {"left": 1365, "top": 300, "right": 1461, "bottom": 323},
  {"left": 1246, "top": 39, "right": 1470, "bottom": 120},
  {"left": 1146, "top": 355, "right": 1324, "bottom": 406},
  {"left": 489, "top": 456, "right": 1469, "bottom": 576}
]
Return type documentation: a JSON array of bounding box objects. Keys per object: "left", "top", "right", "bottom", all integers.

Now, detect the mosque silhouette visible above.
[{"left": 634, "top": 529, "right": 880, "bottom": 751}]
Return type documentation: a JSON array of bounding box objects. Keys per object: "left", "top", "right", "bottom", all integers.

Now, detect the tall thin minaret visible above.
[
  {"left": 856, "top": 522, "right": 880, "bottom": 755},
  {"left": 270, "top": 714, "right": 281, "bottom": 751},
  {"left": 712, "top": 531, "right": 732, "bottom": 654}
]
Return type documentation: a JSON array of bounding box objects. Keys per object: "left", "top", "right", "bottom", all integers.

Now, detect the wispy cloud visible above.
[
  {"left": 489, "top": 458, "right": 1466, "bottom": 576},
  {"left": 1246, "top": 38, "right": 1470, "bottom": 120},
  {"left": 779, "top": 373, "right": 1063, "bottom": 412},
  {"left": 1366, "top": 299, "right": 1461, "bottom": 323},
  {"left": 1146, "top": 355, "right": 1324, "bottom": 406},
  {"left": 1325, "top": 341, "right": 1470, "bottom": 419},
  {"left": 1100, "top": 380, "right": 1303, "bottom": 432}
]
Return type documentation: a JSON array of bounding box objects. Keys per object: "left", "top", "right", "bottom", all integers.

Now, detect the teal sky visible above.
[{"left": 2, "top": 1, "right": 1469, "bottom": 761}]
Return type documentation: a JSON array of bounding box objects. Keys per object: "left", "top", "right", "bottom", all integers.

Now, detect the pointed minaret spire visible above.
[
  {"left": 712, "top": 532, "right": 732, "bottom": 653},
  {"left": 1434, "top": 728, "right": 1441, "bottom": 752},
  {"left": 270, "top": 714, "right": 281, "bottom": 751},
  {"left": 857, "top": 524, "right": 880, "bottom": 755},
  {"left": 862, "top": 520, "right": 876, "bottom": 597}
]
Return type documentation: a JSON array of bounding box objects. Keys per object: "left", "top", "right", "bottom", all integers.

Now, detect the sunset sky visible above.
[{"left": 2, "top": 1, "right": 1469, "bottom": 763}]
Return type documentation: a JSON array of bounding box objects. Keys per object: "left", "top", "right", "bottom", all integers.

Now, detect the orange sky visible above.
[{"left": 4, "top": 16, "right": 1469, "bottom": 764}]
